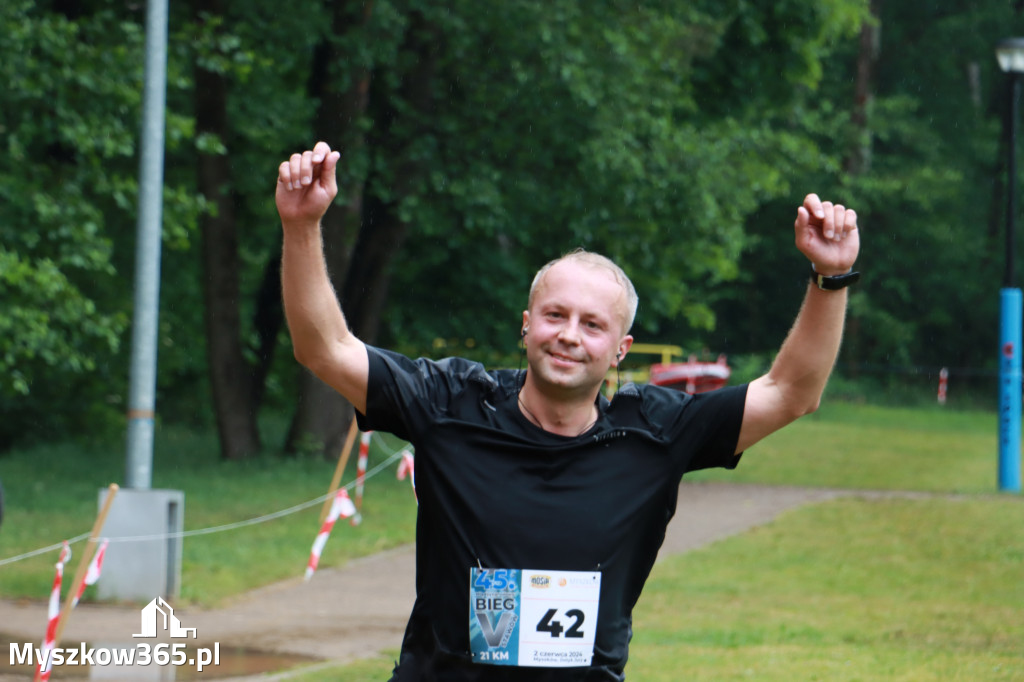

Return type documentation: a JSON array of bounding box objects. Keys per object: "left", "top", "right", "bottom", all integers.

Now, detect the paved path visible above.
[{"left": 0, "top": 482, "right": 859, "bottom": 680}]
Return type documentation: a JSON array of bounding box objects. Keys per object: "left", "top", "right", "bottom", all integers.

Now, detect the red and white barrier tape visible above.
[
  {"left": 72, "top": 539, "right": 109, "bottom": 608},
  {"left": 396, "top": 450, "right": 416, "bottom": 502},
  {"left": 304, "top": 489, "right": 357, "bottom": 581},
  {"left": 352, "top": 431, "right": 372, "bottom": 526},
  {"left": 35, "top": 542, "right": 71, "bottom": 681},
  {"left": 3, "top": 434, "right": 414, "bottom": 574}
]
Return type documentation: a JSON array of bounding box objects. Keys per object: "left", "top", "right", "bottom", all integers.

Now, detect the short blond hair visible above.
[{"left": 528, "top": 249, "right": 639, "bottom": 333}]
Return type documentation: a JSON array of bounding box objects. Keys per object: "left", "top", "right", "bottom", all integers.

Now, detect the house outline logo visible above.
[{"left": 132, "top": 596, "right": 197, "bottom": 639}]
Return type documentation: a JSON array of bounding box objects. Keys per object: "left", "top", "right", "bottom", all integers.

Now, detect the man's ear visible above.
[
  {"left": 612, "top": 336, "right": 634, "bottom": 367},
  {"left": 521, "top": 311, "right": 531, "bottom": 339}
]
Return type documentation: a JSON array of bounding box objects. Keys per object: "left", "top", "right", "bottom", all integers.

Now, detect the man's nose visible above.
[{"left": 557, "top": 318, "right": 582, "bottom": 344}]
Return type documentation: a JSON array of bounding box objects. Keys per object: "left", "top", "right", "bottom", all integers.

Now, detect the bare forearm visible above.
[
  {"left": 766, "top": 283, "right": 848, "bottom": 415},
  {"left": 736, "top": 194, "right": 859, "bottom": 453},
  {"left": 275, "top": 143, "right": 370, "bottom": 412},
  {"left": 280, "top": 222, "right": 354, "bottom": 368}
]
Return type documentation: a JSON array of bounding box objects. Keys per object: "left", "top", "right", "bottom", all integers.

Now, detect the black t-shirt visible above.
[{"left": 356, "top": 346, "right": 747, "bottom": 681}]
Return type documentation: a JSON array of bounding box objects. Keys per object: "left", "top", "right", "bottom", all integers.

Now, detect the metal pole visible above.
[
  {"left": 999, "top": 71, "right": 1023, "bottom": 494},
  {"left": 1008, "top": 73, "right": 1019, "bottom": 289},
  {"left": 124, "top": 0, "right": 169, "bottom": 490}
]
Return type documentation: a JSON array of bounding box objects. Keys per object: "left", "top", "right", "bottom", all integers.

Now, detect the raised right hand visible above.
[{"left": 275, "top": 141, "right": 341, "bottom": 226}]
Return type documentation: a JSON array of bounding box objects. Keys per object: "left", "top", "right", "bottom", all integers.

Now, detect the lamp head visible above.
[{"left": 997, "top": 37, "right": 1024, "bottom": 74}]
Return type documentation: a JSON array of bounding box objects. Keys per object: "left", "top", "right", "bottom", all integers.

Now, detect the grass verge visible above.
[
  {"left": 686, "top": 402, "right": 997, "bottom": 493},
  {"left": 1, "top": 400, "right": 1020, "bottom": 682},
  {"left": 316, "top": 496, "right": 1024, "bottom": 681},
  {"left": 0, "top": 420, "right": 417, "bottom": 606},
  {"left": 630, "top": 495, "right": 1023, "bottom": 681}
]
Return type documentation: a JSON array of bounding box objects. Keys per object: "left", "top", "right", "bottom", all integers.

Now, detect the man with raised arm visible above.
[{"left": 276, "top": 141, "right": 860, "bottom": 681}]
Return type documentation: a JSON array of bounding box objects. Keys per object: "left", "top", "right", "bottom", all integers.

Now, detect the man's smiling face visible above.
[{"left": 523, "top": 260, "right": 632, "bottom": 399}]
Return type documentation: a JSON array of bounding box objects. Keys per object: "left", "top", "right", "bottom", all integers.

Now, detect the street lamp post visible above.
[{"left": 996, "top": 38, "right": 1024, "bottom": 493}]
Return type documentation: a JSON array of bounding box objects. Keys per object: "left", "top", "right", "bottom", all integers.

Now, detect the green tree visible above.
[
  {"left": 0, "top": 2, "right": 137, "bottom": 447},
  {"left": 29, "top": 0, "right": 1015, "bottom": 458},
  {"left": 383, "top": 0, "right": 869, "bottom": 353},
  {"left": 0, "top": 0, "right": 206, "bottom": 449},
  {"left": 711, "top": 1, "right": 1022, "bottom": 393}
]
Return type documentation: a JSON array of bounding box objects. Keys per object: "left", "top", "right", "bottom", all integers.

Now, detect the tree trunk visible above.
[
  {"left": 844, "top": 0, "right": 880, "bottom": 176},
  {"left": 195, "top": 2, "right": 261, "bottom": 460},
  {"left": 340, "top": 13, "right": 440, "bottom": 343},
  {"left": 285, "top": 0, "right": 375, "bottom": 459},
  {"left": 284, "top": 8, "right": 440, "bottom": 460},
  {"left": 249, "top": 250, "right": 283, "bottom": 412},
  {"left": 840, "top": 1, "right": 880, "bottom": 379}
]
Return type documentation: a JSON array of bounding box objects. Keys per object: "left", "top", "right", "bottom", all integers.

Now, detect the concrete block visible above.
[{"left": 96, "top": 489, "right": 184, "bottom": 602}]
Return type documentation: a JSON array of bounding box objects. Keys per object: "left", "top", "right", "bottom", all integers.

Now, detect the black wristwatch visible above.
[{"left": 812, "top": 267, "right": 861, "bottom": 291}]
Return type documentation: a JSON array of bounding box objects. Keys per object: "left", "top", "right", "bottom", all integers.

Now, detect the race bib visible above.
[{"left": 469, "top": 567, "right": 601, "bottom": 668}]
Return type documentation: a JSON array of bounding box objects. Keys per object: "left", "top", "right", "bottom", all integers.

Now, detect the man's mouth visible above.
[{"left": 548, "top": 351, "right": 583, "bottom": 366}]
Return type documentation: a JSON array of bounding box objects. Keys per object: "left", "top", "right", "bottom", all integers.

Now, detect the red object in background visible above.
[{"left": 649, "top": 355, "right": 731, "bottom": 394}]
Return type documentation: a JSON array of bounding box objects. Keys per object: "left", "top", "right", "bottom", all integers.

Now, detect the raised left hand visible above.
[{"left": 794, "top": 193, "right": 860, "bottom": 276}]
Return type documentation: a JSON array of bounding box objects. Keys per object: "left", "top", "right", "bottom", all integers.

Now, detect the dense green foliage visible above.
[
  {"left": 2, "top": 0, "right": 1022, "bottom": 450},
  {"left": 1, "top": 2, "right": 133, "bottom": 437},
  {"left": 711, "top": 3, "right": 1017, "bottom": 381}
]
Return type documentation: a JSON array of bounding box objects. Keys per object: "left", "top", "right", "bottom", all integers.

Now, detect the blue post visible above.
[{"left": 999, "top": 288, "right": 1022, "bottom": 493}]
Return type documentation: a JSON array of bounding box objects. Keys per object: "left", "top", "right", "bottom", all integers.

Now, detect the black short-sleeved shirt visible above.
[{"left": 356, "top": 346, "right": 747, "bottom": 681}]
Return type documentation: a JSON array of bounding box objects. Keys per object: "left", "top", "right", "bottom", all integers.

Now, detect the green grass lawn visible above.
[
  {"left": 628, "top": 496, "right": 1024, "bottom": 681},
  {"left": 0, "top": 421, "right": 418, "bottom": 605},
  {"left": 276, "top": 402, "right": 1024, "bottom": 681},
  {"left": 284, "top": 495, "right": 1024, "bottom": 681},
  {"left": 1, "top": 401, "right": 1021, "bottom": 681},
  {"left": 685, "top": 401, "right": 999, "bottom": 493}
]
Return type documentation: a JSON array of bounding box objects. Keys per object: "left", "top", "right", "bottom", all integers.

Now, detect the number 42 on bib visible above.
[{"left": 469, "top": 568, "right": 601, "bottom": 668}]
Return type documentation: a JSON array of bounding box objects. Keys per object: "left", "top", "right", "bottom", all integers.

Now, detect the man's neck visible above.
[{"left": 517, "top": 378, "right": 599, "bottom": 437}]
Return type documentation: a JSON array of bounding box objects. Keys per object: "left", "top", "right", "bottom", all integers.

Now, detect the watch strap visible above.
[{"left": 812, "top": 268, "right": 860, "bottom": 291}]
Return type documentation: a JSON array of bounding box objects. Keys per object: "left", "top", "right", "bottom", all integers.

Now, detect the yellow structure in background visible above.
[
  {"left": 605, "top": 343, "right": 684, "bottom": 394},
  {"left": 628, "top": 343, "right": 685, "bottom": 366},
  {"left": 605, "top": 343, "right": 732, "bottom": 398}
]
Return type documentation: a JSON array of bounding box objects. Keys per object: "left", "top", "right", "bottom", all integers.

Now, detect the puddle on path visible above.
[{"left": 3, "top": 634, "right": 319, "bottom": 680}]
